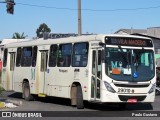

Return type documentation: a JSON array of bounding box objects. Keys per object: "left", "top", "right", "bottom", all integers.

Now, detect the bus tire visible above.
[
  {"left": 77, "top": 85, "right": 84, "bottom": 109},
  {"left": 23, "top": 82, "right": 33, "bottom": 101}
]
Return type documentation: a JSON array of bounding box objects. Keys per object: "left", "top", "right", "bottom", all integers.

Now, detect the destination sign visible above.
[{"left": 105, "top": 37, "right": 153, "bottom": 47}]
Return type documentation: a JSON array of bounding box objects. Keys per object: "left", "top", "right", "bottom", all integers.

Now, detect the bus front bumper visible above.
[{"left": 100, "top": 89, "right": 155, "bottom": 103}]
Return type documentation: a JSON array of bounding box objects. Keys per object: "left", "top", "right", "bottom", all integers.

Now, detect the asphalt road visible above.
[{"left": 0, "top": 91, "right": 160, "bottom": 119}]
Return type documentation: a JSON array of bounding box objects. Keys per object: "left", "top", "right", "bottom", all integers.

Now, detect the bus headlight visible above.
[
  {"left": 104, "top": 81, "right": 116, "bottom": 93},
  {"left": 148, "top": 83, "right": 156, "bottom": 94}
]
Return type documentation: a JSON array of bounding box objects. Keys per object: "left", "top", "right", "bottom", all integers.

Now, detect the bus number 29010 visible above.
[{"left": 118, "top": 88, "right": 131, "bottom": 93}]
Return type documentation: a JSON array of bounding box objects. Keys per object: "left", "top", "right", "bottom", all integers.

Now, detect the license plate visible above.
[{"left": 127, "top": 99, "right": 137, "bottom": 103}]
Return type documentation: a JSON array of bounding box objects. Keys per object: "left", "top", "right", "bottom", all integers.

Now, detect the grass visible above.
[{"left": 0, "top": 86, "right": 3, "bottom": 95}]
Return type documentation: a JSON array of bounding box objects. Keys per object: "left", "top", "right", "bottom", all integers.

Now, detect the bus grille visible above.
[
  {"left": 118, "top": 95, "right": 146, "bottom": 102},
  {"left": 114, "top": 84, "right": 149, "bottom": 88}
]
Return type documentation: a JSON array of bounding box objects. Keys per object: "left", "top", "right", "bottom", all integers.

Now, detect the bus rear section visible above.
[{"left": 1, "top": 48, "right": 16, "bottom": 91}]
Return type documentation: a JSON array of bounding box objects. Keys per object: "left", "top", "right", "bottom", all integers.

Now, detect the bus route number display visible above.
[{"left": 105, "top": 37, "right": 153, "bottom": 47}]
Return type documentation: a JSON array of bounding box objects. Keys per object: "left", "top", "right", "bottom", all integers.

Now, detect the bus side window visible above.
[
  {"left": 21, "top": 47, "right": 32, "bottom": 67},
  {"left": 16, "top": 47, "right": 22, "bottom": 67},
  {"left": 57, "top": 44, "right": 72, "bottom": 67},
  {"left": 3, "top": 49, "right": 8, "bottom": 67},
  {"left": 92, "top": 51, "right": 96, "bottom": 75},
  {"left": 49, "top": 45, "right": 58, "bottom": 67},
  {"left": 32, "top": 46, "right": 37, "bottom": 67},
  {"left": 97, "top": 50, "right": 102, "bottom": 79},
  {"left": 72, "top": 42, "right": 89, "bottom": 67}
]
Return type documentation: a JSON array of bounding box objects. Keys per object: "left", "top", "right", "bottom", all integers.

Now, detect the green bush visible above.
[
  {"left": 0, "top": 85, "right": 4, "bottom": 95},
  {"left": 0, "top": 70, "right": 3, "bottom": 94},
  {"left": 0, "top": 86, "right": 2, "bottom": 95}
]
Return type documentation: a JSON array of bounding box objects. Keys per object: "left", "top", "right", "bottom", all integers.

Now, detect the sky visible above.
[{"left": 0, "top": 0, "right": 160, "bottom": 40}]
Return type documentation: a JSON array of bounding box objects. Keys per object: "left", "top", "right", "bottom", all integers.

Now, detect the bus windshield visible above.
[{"left": 105, "top": 47, "right": 155, "bottom": 82}]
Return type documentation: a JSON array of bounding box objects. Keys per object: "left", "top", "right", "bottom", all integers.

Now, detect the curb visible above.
[
  {"left": 6, "top": 99, "right": 22, "bottom": 106},
  {"left": 0, "top": 100, "right": 22, "bottom": 109}
]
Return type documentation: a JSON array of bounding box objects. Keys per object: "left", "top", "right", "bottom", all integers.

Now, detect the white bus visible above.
[{"left": 1, "top": 34, "right": 156, "bottom": 109}]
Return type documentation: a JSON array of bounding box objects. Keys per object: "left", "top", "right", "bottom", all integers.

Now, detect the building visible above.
[
  {"left": 115, "top": 27, "right": 160, "bottom": 66},
  {"left": 115, "top": 28, "right": 147, "bottom": 35}
]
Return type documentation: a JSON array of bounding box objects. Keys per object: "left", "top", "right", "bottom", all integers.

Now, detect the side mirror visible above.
[{"left": 99, "top": 42, "right": 105, "bottom": 46}]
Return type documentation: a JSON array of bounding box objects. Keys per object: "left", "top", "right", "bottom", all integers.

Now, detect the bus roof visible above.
[
  {"left": 0, "top": 39, "right": 30, "bottom": 46},
  {"left": 4, "top": 34, "right": 152, "bottom": 48}
]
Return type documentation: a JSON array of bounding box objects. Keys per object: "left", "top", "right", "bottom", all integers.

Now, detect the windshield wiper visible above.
[
  {"left": 118, "top": 46, "right": 129, "bottom": 66},
  {"left": 133, "top": 48, "right": 144, "bottom": 69}
]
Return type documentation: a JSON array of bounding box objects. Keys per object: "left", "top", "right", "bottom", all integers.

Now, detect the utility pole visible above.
[{"left": 78, "top": 0, "right": 82, "bottom": 36}]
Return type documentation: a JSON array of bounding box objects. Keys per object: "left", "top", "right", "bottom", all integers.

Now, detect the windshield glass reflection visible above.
[{"left": 105, "top": 48, "right": 155, "bottom": 82}]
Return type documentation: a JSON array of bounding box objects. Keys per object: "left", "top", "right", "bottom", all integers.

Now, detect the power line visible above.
[
  {"left": 16, "top": 2, "right": 77, "bottom": 10},
  {"left": 16, "top": 2, "right": 160, "bottom": 12}
]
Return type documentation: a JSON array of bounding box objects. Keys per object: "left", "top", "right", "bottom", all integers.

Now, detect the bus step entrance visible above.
[
  {"left": 156, "top": 86, "right": 160, "bottom": 95},
  {"left": 156, "top": 87, "right": 160, "bottom": 91},
  {"left": 38, "top": 93, "right": 46, "bottom": 97}
]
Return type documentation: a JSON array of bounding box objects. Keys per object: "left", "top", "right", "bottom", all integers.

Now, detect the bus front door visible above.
[
  {"left": 9, "top": 52, "right": 16, "bottom": 90},
  {"left": 7, "top": 52, "right": 15, "bottom": 90},
  {"left": 39, "top": 51, "right": 48, "bottom": 96},
  {"left": 91, "top": 49, "right": 102, "bottom": 101}
]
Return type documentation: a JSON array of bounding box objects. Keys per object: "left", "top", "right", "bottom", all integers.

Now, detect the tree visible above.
[
  {"left": 12, "top": 32, "right": 27, "bottom": 39},
  {"left": 36, "top": 23, "right": 51, "bottom": 38}
]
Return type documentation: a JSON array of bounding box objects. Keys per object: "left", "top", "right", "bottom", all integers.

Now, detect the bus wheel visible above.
[
  {"left": 77, "top": 85, "right": 84, "bottom": 109},
  {"left": 23, "top": 82, "right": 33, "bottom": 101}
]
